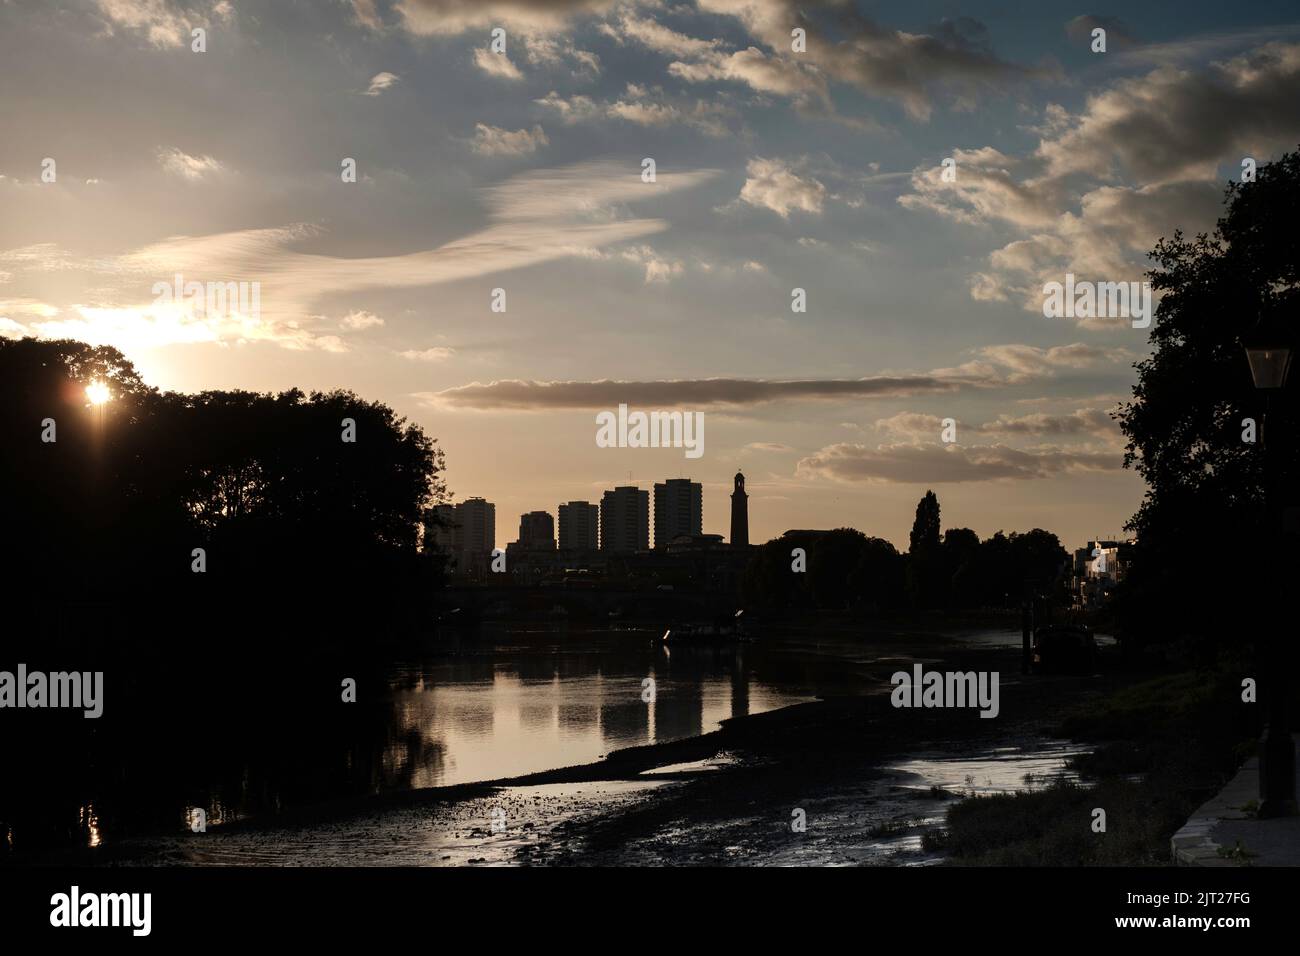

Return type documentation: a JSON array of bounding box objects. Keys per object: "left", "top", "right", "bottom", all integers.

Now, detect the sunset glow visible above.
[{"left": 85, "top": 381, "right": 111, "bottom": 406}]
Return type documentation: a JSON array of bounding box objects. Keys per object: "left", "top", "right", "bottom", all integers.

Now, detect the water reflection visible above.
[
  {"left": 384, "top": 642, "right": 806, "bottom": 789},
  {"left": 3, "top": 627, "right": 813, "bottom": 854}
]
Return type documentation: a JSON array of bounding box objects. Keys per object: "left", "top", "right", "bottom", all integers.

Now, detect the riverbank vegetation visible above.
[{"left": 927, "top": 669, "right": 1257, "bottom": 865}]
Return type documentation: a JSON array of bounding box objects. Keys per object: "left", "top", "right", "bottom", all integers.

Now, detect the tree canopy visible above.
[
  {"left": 1, "top": 337, "right": 447, "bottom": 639},
  {"left": 1116, "top": 147, "right": 1300, "bottom": 647}
]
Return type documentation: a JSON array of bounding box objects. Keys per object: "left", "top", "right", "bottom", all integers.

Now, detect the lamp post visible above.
[{"left": 1243, "top": 318, "right": 1297, "bottom": 818}]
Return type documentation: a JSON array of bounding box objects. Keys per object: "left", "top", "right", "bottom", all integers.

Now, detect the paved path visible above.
[{"left": 1172, "top": 735, "right": 1300, "bottom": 866}]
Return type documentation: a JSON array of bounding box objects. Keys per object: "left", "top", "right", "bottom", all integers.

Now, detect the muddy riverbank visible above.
[{"left": 17, "top": 639, "right": 1147, "bottom": 866}]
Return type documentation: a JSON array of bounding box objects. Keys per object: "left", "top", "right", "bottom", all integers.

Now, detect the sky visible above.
[{"left": 3, "top": 0, "right": 1300, "bottom": 551}]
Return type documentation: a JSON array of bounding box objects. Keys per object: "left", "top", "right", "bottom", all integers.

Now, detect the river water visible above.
[{"left": 2, "top": 622, "right": 1030, "bottom": 857}]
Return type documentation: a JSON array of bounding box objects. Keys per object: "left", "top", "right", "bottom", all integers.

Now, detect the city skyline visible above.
[
  {"left": 4, "top": 1, "right": 1299, "bottom": 549},
  {"left": 442, "top": 467, "right": 1119, "bottom": 555}
]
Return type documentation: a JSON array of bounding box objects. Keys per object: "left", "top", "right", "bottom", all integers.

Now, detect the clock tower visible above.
[{"left": 730, "top": 471, "right": 749, "bottom": 547}]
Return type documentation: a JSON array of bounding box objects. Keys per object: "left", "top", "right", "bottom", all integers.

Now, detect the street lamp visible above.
[
  {"left": 1244, "top": 336, "right": 1293, "bottom": 391},
  {"left": 1243, "top": 316, "right": 1297, "bottom": 818}
]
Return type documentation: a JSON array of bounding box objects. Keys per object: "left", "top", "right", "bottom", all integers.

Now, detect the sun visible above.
[{"left": 85, "top": 381, "right": 112, "bottom": 406}]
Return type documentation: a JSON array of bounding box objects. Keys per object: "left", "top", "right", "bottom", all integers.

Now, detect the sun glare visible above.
[{"left": 86, "top": 381, "right": 112, "bottom": 406}]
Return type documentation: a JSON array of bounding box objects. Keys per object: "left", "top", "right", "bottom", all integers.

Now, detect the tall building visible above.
[
  {"left": 558, "top": 501, "right": 599, "bottom": 550},
  {"left": 455, "top": 497, "right": 495, "bottom": 558},
  {"left": 653, "top": 478, "right": 702, "bottom": 548},
  {"left": 516, "top": 510, "right": 556, "bottom": 550},
  {"left": 600, "top": 486, "right": 649, "bottom": 552},
  {"left": 730, "top": 471, "right": 749, "bottom": 547}
]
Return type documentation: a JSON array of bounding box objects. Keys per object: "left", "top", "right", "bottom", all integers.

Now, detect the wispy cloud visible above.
[
  {"left": 471, "top": 124, "right": 549, "bottom": 156},
  {"left": 398, "top": 347, "right": 456, "bottom": 361},
  {"left": 363, "top": 71, "right": 400, "bottom": 96},
  {"left": 157, "top": 147, "right": 225, "bottom": 181},
  {"left": 875, "top": 407, "right": 1121, "bottom": 441},
  {"left": 0, "top": 161, "right": 719, "bottom": 350},
  {"left": 473, "top": 47, "right": 524, "bottom": 80},
  {"left": 796, "top": 441, "right": 1122, "bottom": 484}
]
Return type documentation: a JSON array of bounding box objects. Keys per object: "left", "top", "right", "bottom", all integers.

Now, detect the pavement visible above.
[{"left": 1171, "top": 735, "right": 1300, "bottom": 866}]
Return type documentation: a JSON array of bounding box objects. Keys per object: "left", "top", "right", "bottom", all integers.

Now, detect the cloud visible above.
[
  {"left": 394, "top": 0, "right": 614, "bottom": 36},
  {"left": 695, "top": 0, "right": 1045, "bottom": 121},
  {"left": 350, "top": 0, "right": 383, "bottom": 30},
  {"left": 340, "top": 310, "right": 384, "bottom": 330},
  {"left": 364, "top": 71, "right": 400, "bottom": 96},
  {"left": 897, "top": 44, "right": 1300, "bottom": 319},
  {"left": 874, "top": 408, "right": 1120, "bottom": 441},
  {"left": 973, "top": 343, "right": 1136, "bottom": 377},
  {"left": 94, "top": 0, "right": 195, "bottom": 48},
  {"left": 795, "top": 441, "right": 1122, "bottom": 484},
  {"left": 738, "top": 157, "right": 826, "bottom": 217},
  {"left": 606, "top": 14, "right": 722, "bottom": 59},
  {"left": 745, "top": 441, "right": 793, "bottom": 452},
  {"left": 1, "top": 162, "right": 720, "bottom": 351},
  {"left": 535, "top": 87, "right": 733, "bottom": 135},
  {"left": 473, "top": 47, "right": 524, "bottom": 80},
  {"left": 523, "top": 35, "right": 601, "bottom": 76},
  {"left": 14, "top": 302, "right": 349, "bottom": 352},
  {"left": 0, "top": 297, "right": 61, "bottom": 319},
  {"left": 471, "top": 123, "right": 549, "bottom": 156},
  {"left": 898, "top": 147, "right": 1059, "bottom": 229},
  {"left": 619, "top": 245, "right": 684, "bottom": 283},
  {"left": 398, "top": 347, "right": 456, "bottom": 361},
  {"left": 157, "top": 147, "right": 224, "bottom": 181},
  {"left": 534, "top": 91, "right": 601, "bottom": 122},
  {"left": 413, "top": 369, "right": 1003, "bottom": 411},
  {"left": 375, "top": 0, "right": 1038, "bottom": 122},
  {"left": 1035, "top": 44, "right": 1300, "bottom": 184},
  {"left": 669, "top": 46, "right": 829, "bottom": 106}
]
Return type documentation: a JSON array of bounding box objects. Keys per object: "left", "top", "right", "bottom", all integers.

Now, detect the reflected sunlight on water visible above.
[{"left": 386, "top": 663, "right": 809, "bottom": 789}]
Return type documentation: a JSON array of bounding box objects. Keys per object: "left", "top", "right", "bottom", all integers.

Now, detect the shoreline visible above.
[{"left": 13, "top": 638, "right": 1148, "bottom": 867}]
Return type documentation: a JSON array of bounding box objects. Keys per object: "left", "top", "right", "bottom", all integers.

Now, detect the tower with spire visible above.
[{"left": 730, "top": 470, "right": 749, "bottom": 547}]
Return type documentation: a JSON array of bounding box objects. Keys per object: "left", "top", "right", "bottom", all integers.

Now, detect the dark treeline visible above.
[
  {"left": 1113, "top": 149, "right": 1300, "bottom": 657},
  {"left": 742, "top": 489, "right": 1068, "bottom": 615},
  {"left": 0, "top": 337, "right": 447, "bottom": 645}
]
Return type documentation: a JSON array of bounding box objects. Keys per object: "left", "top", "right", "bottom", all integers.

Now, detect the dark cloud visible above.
[
  {"left": 1037, "top": 42, "right": 1300, "bottom": 183},
  {"left": 416, "top": 374, "right": 983, "bottom": 410}
]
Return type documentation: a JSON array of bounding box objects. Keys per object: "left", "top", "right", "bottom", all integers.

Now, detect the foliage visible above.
[
  {"left": 0, "top": 337, "right": 448, "bottom": 637},
  {"left": 1115, "top": 148, "right": 1300, "bottom": 648}
]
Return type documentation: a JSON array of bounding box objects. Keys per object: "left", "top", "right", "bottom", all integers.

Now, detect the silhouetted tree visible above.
[
  {"left": 1, "top": 337, "right": 448, "bottom": 640},
  {"left": 942, "top": 527, "right": 982, "bottom": 607},
  {"left": 741, "top": 531, "right": 817, "bottom": 612},
  {"left": 1116, "top": 148, "right": 1300, "bottom": 649},
  {"left": 742, "top": 529, "right": 901, "bottom": 615},
  {"left": 848, "top": 535, "right": 904, "bottom": 613},
  {"left": 808, "top": 528, "right": 870, "bottom": 609},
  {"left": 906, "top": 490, "right": 944, "bottom": 608},
  {"left": 972, "top": 529, "right": 1069, "bottom": 608}
]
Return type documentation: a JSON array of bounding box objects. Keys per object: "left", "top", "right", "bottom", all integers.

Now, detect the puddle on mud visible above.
[
  {"left": 639, "top": 754, "right": 738, "bottom": 776},
  {"left": 889, "top": 741, "right": 1088, "bottom": 796},
  {"left": 854, "top": 740, "right": 1091, "bottom": 866}
]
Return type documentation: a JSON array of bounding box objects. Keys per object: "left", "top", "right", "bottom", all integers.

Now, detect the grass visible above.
[{"left": 925, "top": 668, "right": 1258, "bottom": 866}]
